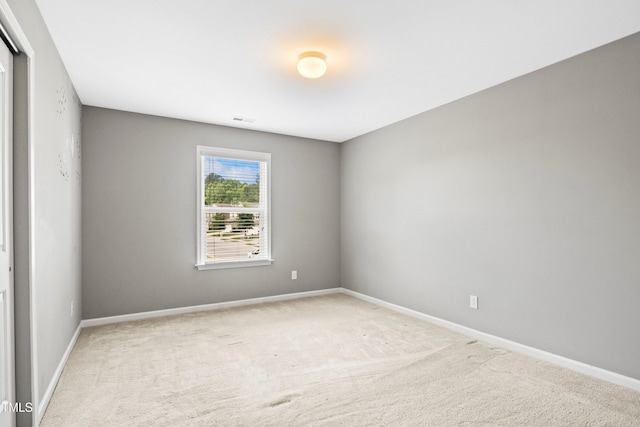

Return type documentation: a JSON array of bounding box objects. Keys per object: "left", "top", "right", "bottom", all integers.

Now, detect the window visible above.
[{"left": 196, "top": 146, "right": 271, "bottom": 269}]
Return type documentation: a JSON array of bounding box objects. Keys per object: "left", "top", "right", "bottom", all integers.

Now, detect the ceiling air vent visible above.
[{"left": 232, "top": 117, "right": 256, "bottom": 123}]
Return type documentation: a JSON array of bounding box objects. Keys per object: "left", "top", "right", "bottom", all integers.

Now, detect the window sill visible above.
[{"left": 195, "top": 259, "right": 274, "bottom": 270}]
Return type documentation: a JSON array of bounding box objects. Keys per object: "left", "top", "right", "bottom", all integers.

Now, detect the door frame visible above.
[
  {"left": 0, "top": 2, "right": 35, "bottom": 425},
  {"left": 0, "top": 31, "right": 14, "bottom": 427}
]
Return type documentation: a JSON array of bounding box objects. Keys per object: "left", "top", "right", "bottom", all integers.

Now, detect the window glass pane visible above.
[
  {"left": 203, "top": 156, "right": 261, "bottom": 207},
  {"left": 205, "top": 212, "right": 264, "bottom": 261},
  {"left": 197, "top": 146, "right": 271, "bottom": 268}
]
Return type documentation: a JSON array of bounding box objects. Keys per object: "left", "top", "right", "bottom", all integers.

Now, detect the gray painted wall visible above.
[
  {"left": 341, "top": 33, "right": 640, "bottom": 380},
  {"left": 7, "top": 0, "right": 83, "bottom": 424},
  {"left": 81, "top": 107, "right": 340, "bottom": 319}
]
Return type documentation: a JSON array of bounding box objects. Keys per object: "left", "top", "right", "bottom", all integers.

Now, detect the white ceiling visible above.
[{"left": 36, "top": 0, "right": 640, "bottom": 143}]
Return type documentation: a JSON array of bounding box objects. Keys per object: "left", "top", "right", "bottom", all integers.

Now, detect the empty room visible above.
[{"left": 2, "top": 0, "right": 640, "bottom": 425}]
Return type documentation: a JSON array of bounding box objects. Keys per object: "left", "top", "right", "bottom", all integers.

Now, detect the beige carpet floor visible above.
[{"left": 41, "top": 293, "right": 640, "bottom": 426}]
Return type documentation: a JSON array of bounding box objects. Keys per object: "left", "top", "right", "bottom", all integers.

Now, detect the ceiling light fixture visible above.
[{"left": 297, "top": 51, "right": 327, "bottom": 79}]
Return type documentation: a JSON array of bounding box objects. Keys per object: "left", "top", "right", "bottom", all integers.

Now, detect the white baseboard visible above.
[
  {"left": 340, "top": 288, "right": 640, "bottom": 393},
  {"left": 81, "top": 288, "right": 342, "bottom": 328},
  {"left": 37, "top": 322, "right": 83, "bottom": 425}
]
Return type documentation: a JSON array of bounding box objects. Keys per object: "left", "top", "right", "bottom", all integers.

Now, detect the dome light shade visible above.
[{"left": 297, "top": 51, "right": 327, "bottom": 78}]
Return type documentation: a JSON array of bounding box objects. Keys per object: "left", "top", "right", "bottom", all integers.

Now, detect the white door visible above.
[{"left": 0, "top": 37, "right": 14, "bottom": 427}]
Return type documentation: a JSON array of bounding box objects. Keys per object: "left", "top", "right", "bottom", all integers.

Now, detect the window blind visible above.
[{"left": 197, "top": 147, "right": 271, "bottom": 267}]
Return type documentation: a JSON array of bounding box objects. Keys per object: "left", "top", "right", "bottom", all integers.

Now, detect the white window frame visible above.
[{"left": 195, "top": 146, "right": 272, "bottom": 270}]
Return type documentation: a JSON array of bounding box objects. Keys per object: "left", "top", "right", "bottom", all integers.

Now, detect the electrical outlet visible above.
[
  {"left": 71, "top": 301, "right": 75, "bottom": 317},
  {"left": 291, "top": 270, "right": 297, "bottom": 280},
  {"left": 469, "top": 295, "right": 478, "bottom": 310}
]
